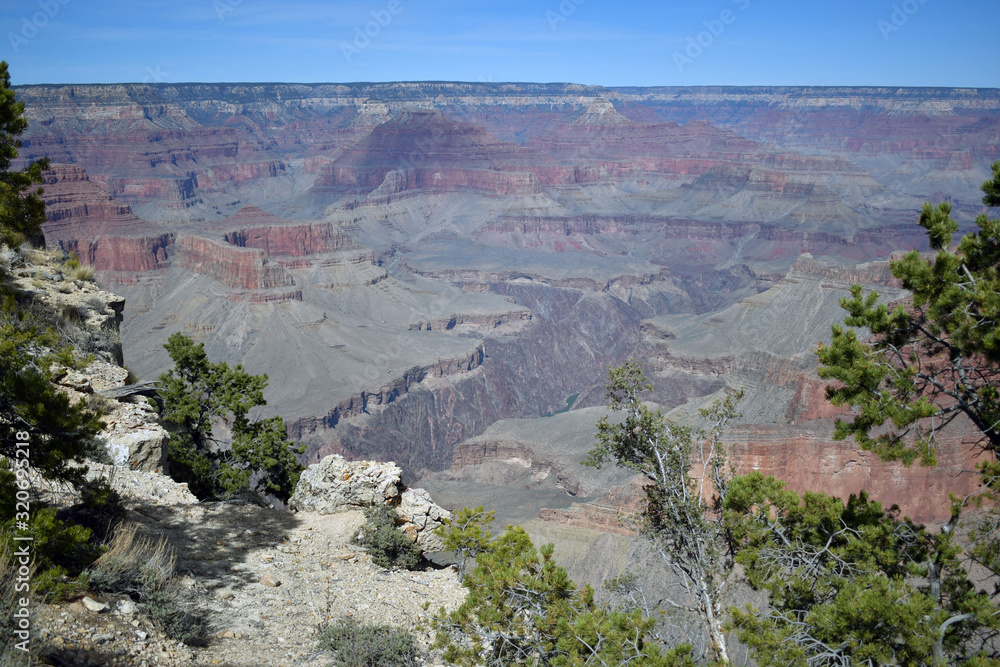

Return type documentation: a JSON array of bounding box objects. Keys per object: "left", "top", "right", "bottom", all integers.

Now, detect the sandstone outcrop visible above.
[
  {"left": 98, "top": 400, "right": 169, "bottom": 472},
  {"left": 289, "top": 455, "right": 451, "bottom": 551}
]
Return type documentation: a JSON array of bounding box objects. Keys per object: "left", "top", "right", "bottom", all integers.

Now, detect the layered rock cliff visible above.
[{"left": 18, "top": 81, "right": 999, "bottom": 530}]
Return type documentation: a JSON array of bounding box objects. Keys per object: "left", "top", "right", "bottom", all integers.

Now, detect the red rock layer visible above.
[
  {"left": 40, "top": 164, "right": 153, "bottom": 240},
  {"left": 725, "top": 423, "right": 986, "bottom": 524},
  {"left": 534, "top": 423, "right": 984, "bottom": 531},
  {"left": 39, "top": 164, "right": 173, "bottom": 272},
  {"left": 177, "top": 236, "right": 295, "bottom": 290},
  {"left": 222, "top": 220, "right": 363, "bottom": 258},
  {"left": 63, "top": 235, "right": 173, "bottom": 272},
  {"left": 538, "top": 504, "right": 637, "bottom": 535}
]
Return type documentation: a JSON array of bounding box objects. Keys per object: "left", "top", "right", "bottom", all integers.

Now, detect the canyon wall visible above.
[{"left": 22, "top": 82, "right": 1000, "bottom": 530}]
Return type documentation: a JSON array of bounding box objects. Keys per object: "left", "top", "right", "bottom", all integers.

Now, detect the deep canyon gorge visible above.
[{"left": 17, "top": 81, "right": 1000, "bottom": 553}]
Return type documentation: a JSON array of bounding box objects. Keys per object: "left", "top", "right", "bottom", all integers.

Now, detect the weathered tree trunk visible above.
[{"left": 703, "top": 589, "right": 729, "bottom": 664}]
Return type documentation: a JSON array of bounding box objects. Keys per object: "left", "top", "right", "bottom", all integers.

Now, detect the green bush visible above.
[
  {"left": 62, "top": 479, "right": 125, "bottom": 543},
  {"left": 357, "top": 505, "right": 423, "bottom": 570},
  {"left": 0, "top": 296, "right": 105, "bottom": 489},
  {"left": 144, "top": 590, "right": 202, "bottom": 646},
  {"left": 434, "top": 525, "right": 694, "bottom": 666},
  {"left": 0, "top": 504, "right": 97, "bottom": 602},
  {"left": 0, "top": 468, "right": 128, "bottom": 602},
  {"left": 317, "top": 618, "right": 420, "bottom": 667}
]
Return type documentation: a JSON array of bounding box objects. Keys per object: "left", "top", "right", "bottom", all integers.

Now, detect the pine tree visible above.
[
  {"left": 0, "top": 60, "right": 49, "bottom": 248},
  {"left": 817, "top": 162, "right": 1000, "bottom": 470},
  {"left": 158, "top": 332, "right": 305, "bottom": 503},
  {"left": 725, "top": 473, "right": 998, "bottom": 665},
  {"left": 433, "top": 524, "right": 695, "bottom": 667}
]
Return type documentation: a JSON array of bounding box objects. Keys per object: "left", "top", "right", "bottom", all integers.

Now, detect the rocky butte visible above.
[{"left": 16, "top": 82, "right": 1000, "bottom": 554}]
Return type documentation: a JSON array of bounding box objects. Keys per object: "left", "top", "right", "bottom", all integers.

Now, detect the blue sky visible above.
[{"left": 1, "top": 0, "right": 995, "bottom": 87}]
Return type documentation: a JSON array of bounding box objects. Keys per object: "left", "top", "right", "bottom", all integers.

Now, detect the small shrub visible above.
[
  {"left": 4, "top": 231, "right": 27, "bottom": 249},
  {"left": 31, "top": 567, "right": 84, "bottom": 603},
  {"left": 64, "top": 264, "right": 95, "bottom": 282},
  {"left": 20, "top": 247, "right": 49, "bottom": 266},
  {"left": 58, "top": 304, "right": 87, "bottom": 326},
  {"left": 62, "top": 478, "right": 125, "bottom": 543},
  {"left": 317, "top": 618, "right": 420, "bottom": 667},
  {"left": 86, "top": 392, "right": 117, "bottom": 417},
  {"left": 86, "top": 523, "right": 174, "bottom": 599},
  {"left": 84, "top": 295, "right": 106, "bottom": 311},
  {"left": 357, "top": 505, "right": 423, "bottom": 570},
  {"left": 86, "top": 523, "right": 203, "bottom": 644},
  {"left": 0, "top": 506, "right": 98, "bottom": 602},
  {"left": 0, "top": 465, "right": 106, "bottom": 603},
  {"left": 74, "top": 327, "right": 118, "bottom": 360},
  {"left": 144, "top": 590, "right": 202, "bottom": 645}
]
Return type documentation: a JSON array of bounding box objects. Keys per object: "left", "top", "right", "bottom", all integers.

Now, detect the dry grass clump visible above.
[
  {"left": 86, "top": 392, "right": 118, "bottom": 417},
  {"left": 18, "top": 246, "right": 49, "bottom": 266},
  {"left": 59, "top": 303, "right": 87, "bottom": 325},
  {"left": 64, "top": 264, "right": 95, "bottom": 282},
  {"left": 87, "top": 523, "right": 175, "bottom": 597},
  {"left": 61, "top": 251, "right": 96, "bottom": 282}
]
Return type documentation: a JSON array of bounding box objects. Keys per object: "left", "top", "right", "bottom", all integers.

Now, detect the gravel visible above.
[{"left": 32, "top": 468, "right": 467, "bottom": 667}]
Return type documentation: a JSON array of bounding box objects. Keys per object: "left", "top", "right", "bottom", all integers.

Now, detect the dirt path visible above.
[{"left": 33, "top": 493, "right": 466, "bottom": 666}]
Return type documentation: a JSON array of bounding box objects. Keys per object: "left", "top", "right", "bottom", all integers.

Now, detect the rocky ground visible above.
[{"left": 31, "top": 467, "right": 467, "bottom": 667}]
